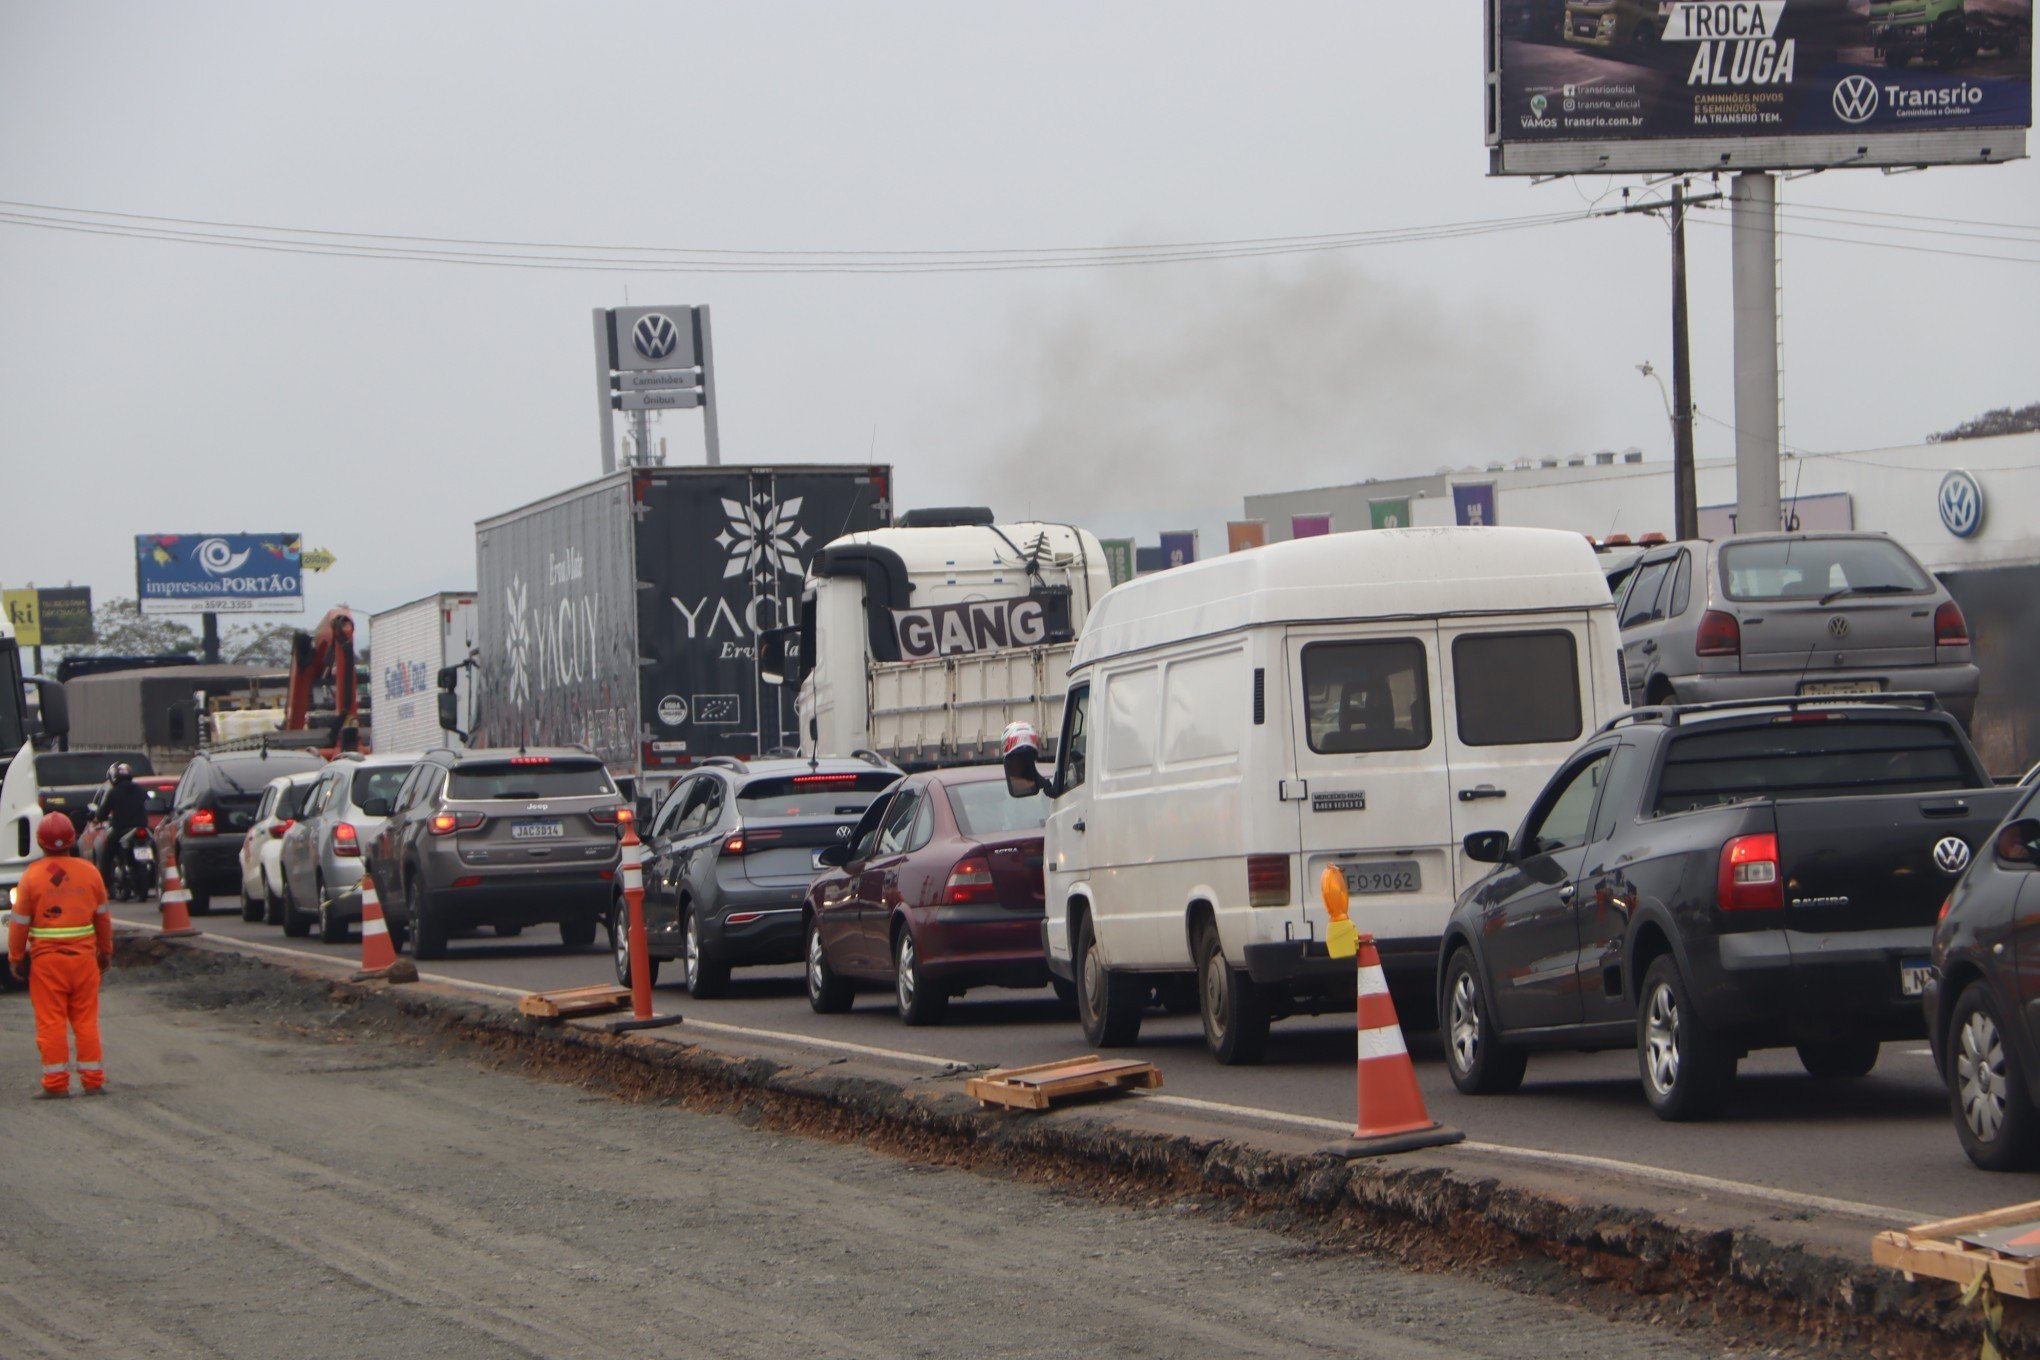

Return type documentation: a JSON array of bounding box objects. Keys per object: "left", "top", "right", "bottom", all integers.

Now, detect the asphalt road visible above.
[
  {"left": 1, "top": 959, "right": 1752, "bottom": 1360},
  {"left": 111, "top": 894, "right": 2040, "bottom": 1222}
]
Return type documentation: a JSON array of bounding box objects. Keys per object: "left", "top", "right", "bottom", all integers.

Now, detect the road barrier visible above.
[
  {"left": 352, "top": 873, "right": 415, "bottom": 983},
  {"left": 608, "top": 816, "right": 679, "bottom": 1033},
  {"left": 156, "top": 846, "right": 198, "bottom": 938}
]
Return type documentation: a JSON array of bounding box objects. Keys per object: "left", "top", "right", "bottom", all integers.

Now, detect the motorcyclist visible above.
[{"left": 97, "top": 763, "right": 150, "bottom": 884}]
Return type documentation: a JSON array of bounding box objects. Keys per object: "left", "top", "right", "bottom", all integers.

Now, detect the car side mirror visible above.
[
  {"left": 1004, "top": 745, "right": 1049, "bottom": 800},
  {"left": 816, "top": 842, "right": 854, "bottom": 868},
  {"left": 1463, "top": 830, "right": 1512, "bottom": 864},
  {"left": 1997, "top": 819, "right": 2040, "bottom": 867}
]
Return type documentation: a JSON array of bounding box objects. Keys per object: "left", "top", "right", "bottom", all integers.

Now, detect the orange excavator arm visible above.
[{"left": 285, "top": 609, "right": 359, "bottom": 743}]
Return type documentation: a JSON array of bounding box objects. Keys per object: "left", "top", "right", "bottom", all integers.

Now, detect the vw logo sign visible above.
[
  {"left": 632, "top": 313, "right": 680, "bottom": 361},
  {"left": 1938, "top": 469, "right": 1985, "bottom": 539},
  {"left": 834, "top": 825, "right": 853, "bottom": 840},
  {"left": 1833, "top": 74, "right": 1879, "bottom": 124},
  {"left": 1827, "top": 616, "right": 1851, "bottom": 640},
  {"left": 1934, "top": 836, "right": 1973, "bottom": 876}
]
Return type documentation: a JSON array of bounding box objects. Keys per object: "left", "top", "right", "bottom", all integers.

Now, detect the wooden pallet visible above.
[
  {"left": 518, "top": 984, "right": 631, "bottom": 1021},
  {"left": 1873, "top": 1199, "right": 2040, "bottom": 1299},
  {"left": 965, "top": 1055, "right": 1162, "bottom": 1111}
]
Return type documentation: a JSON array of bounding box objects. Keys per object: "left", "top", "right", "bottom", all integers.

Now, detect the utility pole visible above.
[
  {"left": 1669, "top": 183, "right": 1697, "bottom": 541},
  {"left": 1731, "top": 171, "right": 1781, "bottom": 537}
]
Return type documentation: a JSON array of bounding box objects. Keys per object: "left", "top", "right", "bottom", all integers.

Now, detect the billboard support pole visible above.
[
  {"left": 1730, "top": 172, "right": 1781, "bottom": 537},
  {"left": 594, "top": 309, "right": 617, "bottom": 476},
  {"left": 202, "top": 612, "right": 221, "bottom": 665},
  {"left": 695, "top": 306, "right": 722, "bottom": 467},
  {"left": 1670, "top": 184, "right": 1698, "bottom": 542}
]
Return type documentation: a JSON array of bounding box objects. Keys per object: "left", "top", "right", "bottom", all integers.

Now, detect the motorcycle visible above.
[{"left": 109, "top": 827, "right": 156, "bottom": 902}]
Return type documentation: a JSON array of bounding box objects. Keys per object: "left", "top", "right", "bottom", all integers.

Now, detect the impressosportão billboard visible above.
[
  {"left": 135, "top": 533, "right": 305, "bottom": 615},
  {"left": 1487, "top": 0, "right": 2032, "bottom": 173}
]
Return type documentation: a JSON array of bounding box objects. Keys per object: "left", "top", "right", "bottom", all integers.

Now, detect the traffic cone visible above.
[
  {"left": 351, "top": 873, "right": 415, "bottom": 983},
  {"left": 157, "top": 845, "right": 199, "bottom": 938}
]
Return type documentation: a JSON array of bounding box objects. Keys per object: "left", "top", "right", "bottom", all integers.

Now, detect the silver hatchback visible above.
[
  {"left": 278, "top": 753, "right": 420, "bottom": 942},
  {"left": 1616, "top": 533, "right": 1979, "bottom": 726}
]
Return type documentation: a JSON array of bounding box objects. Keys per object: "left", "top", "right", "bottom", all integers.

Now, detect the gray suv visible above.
[
  {"left": 278, "top": 753, "right": 420, "bottom": 942},
  {"left": 365, "top": 747, "right": 627, "bottom": 960},
  {"left": 1615, "top": 533, "right": 1979, "bottom": 728}
]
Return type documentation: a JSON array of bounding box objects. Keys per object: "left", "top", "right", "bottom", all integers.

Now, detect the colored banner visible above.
[
  {"left": 1368, "top": 498, "right": 1412, "bottom": 530},
  {"left": 1226, "top": 520, "right": 1267, "bottom": 553},
  {"left": 2, "top": 590, "right": 39, "bottom": 646},
  {"left": 1290, "top": 514, "right": 1334, "bottom": 539},
  {"left": 1453, "top": 483, "right": 1498, "bottom": 528},
  {"left": 135, "top": 533, "right": 305, "bottom": 615},
  {"left": 1100, "top": 537, "right": 1136, "bottom": 587},
  {"left": 1158, "top": 530, "right": 1199, "bottom": 569}
]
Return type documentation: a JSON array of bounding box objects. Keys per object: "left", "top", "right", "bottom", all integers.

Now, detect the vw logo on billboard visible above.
[
  {"left": 1938, "top": 470, "right": 1985, "bottom": 539},
  {"left": 632, "top": 313, "right": 680, "bottom": 361},
  {"left": 1832, "top": 75, "right": 1879, "bottom": 125},
  {"left": 1934, "top": 836, "right": 1973, "bottom": 877}
]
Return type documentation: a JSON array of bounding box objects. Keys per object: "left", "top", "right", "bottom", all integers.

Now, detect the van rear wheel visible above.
[
  {"left": 1074, "top": 915, "right": 1143, "bottom": 1048},
  {"left": 1195, "top": 922, "right": 1270, "bottom": 1066}
]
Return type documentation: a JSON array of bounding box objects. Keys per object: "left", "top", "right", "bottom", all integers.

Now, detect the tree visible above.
[
  {"left": 1929, "top": 402, "right": 2040, "bottom": 444},
  {"left": 224, "top": 621, "right": 301, "bottom": 667},
  {"left": 68, "top": 597, "right": 202, "bottom": 658}
]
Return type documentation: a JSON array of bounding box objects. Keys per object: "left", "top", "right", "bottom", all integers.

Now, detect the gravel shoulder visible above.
[{"left": 0, "top": 960, "right": 1758, "bottom": 1360}]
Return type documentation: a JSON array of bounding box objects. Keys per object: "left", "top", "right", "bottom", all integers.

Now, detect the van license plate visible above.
[
  {"left": 1801, "top": 680, "right": 1881, "bottom": 696},
  {"left": 1900, "top": 960, "right": 1933, "bottom": 997},
  {"left": 1343, "top": 860, "right": 1420, "bottom": 895},
  {"left": 136, "top": 845, "right": 154, "bottom": 862},
  {"left": 511, "top": 821, "right": 564, "bottom": 841}
]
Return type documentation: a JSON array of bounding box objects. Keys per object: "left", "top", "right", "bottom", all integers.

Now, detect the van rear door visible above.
[
  {"left": 1437, "top": 616, "right": 1598, "bottom": 900},
  {"left": 1284, "top": 627, "right": 1452, "bottom": 950}
]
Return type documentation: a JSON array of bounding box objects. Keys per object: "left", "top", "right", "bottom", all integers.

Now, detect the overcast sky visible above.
[{"left": 2, "top": 2, "right": 2034, "bottom": 631}]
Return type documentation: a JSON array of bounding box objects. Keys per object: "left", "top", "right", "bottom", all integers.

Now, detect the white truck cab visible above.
[
  {"left": 0, "top": 617, "right": 67, "bottom": 959},
  {"left": 1005, "top": 527, "right": 1623, "bottom": 1064}
]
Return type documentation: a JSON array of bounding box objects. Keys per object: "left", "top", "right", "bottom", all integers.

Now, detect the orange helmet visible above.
[{"left": 36, "top": 812, "right": 77, "bottom": 854}]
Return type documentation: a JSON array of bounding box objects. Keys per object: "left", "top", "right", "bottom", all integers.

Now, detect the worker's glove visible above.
[{"left": 7, "top": 958, "right": 25, "bottom": 983}]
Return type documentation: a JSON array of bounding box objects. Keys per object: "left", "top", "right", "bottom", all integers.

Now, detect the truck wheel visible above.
[
  {"left": 1074, "top": 915, "right": 1143, "bottom": 1048},
  {"left": 1195, "top": 921, "right": 1270, "bottom": 1066},
  {"left": 1797, "top": 1038, "right": 1880, "bottom": 1080},
  {"left": 806, "top": 918, "right": 852, "bottom": 1013},
  {"left": 894, "top": 928, "right": 947, "bottom": 1026},
  {"left": 1442, "top": 949, "right": 1528, "bottom": 1095},
  {"left": 559, "top": 915, "right": 597, "bottom": 950},
  {"left": 280, "top": 880, "right": 312, "bottom": 938},
  {"left": 682, "top": 906, "right": 730, "bottom": 999},
  {"left": 1949, "top": 982, "right": 2040, "bottom": 1171},
  {"left": 408, "top": 879, "right": 448, "bottom": 961},
  {"left": 1637, "top": 955, "right": 1736, "bottom": 1120}
]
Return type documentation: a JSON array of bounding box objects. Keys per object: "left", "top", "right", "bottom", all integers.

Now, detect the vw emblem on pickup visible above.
[
  {"left": 1827, "top": 616, "right": 1851, "bottom": 639},
  {"left": 632, "top": 312, "right": 680, "bottom": 360},
  {"left": 1934, "top": 836, "right": 1973, "bottom": 876}
]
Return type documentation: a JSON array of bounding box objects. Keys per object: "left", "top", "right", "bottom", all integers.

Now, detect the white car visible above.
[{"left": 239, "top": 771, "right": 322, "bottom": 925}]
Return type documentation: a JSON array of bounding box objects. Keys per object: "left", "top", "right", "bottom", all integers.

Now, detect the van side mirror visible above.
[
  {"left": 1997, "top": 819, "right": 2040, "bottom": 867},
  {"left": 816, "top": 842, "right": 854, "bottom": 868},
  {"left": 758, "top": 626, "right": 797, "bottom": 687},
  {"left": 437, "top": 690, "right": 463, "bottom": 736},
  {"left": 1463, "top": 830, "right": 1512, "bottom": 864},
  {"left": 1004, "top": 744, "right": 1049, "bottom": 800},
  {"left": 32, "top": 678, "right": 68, "bottom": 741}
]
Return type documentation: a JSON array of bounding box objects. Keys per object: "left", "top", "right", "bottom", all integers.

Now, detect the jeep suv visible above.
[
  {"left": 626, "top": 754, "right": 901, "bottom": 997},
  {"left": 367, "top": 748, "right": 627, "bottom": 960},
  {"left": 154, "top": 748, "right": 327, "bottom": 912}
]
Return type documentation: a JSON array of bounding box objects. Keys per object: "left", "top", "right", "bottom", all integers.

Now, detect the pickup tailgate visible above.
[{"left": 1775, "top": 786, "right": 2021, "bottom": 933}]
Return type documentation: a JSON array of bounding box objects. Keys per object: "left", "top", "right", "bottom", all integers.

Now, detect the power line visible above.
[{"left": 1686, "top": 208, "right": 2040, "bottom": 266}]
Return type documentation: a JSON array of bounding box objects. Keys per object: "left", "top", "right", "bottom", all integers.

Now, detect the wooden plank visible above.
[
  {"left": 965, "top": 1056, "right": 1162, "bottom": 1112},
  {"left": 518, "top": 985, "right": 631, "bottom": 1020},
  {"left": 1898, "top": 1199, "right": 2040, "bottom": 1241},
  {"left": 1872, "top": 1217, "right": 2040, "bottom": 1300}
]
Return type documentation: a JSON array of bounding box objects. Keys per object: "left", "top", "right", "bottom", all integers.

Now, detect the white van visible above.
[{"left": 1005, "top": 527, "right": 1623, "bottom": 1064}]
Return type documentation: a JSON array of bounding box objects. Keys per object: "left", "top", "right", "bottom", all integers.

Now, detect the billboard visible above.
[
  {"left": 1488, "top": 0, "right": 2031, "bottom": 174},
  {"left": 135, "top": 533, "right": 304, "bottom": 615}
]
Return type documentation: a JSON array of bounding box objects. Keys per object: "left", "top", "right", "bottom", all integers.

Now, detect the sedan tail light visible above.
[
  {"left": 1247, "top": 854, "right": 1291, "bottom": 908},
  {"left": 943, "top": 856, "right": 998, "bottom": 905},
  {"left": 332, "top": 822, "right": 360, "bottom": 857},
  {"left": 1934, "top": 600, "right": 1970, "bottom": 648},
  {"left": 429, "top": 812, "right": 486, "bottom": 836},
  {"left": 268, "top": 818, "right": 295, "bottom": 839},
  {"left": 186, "top": 808, "right": 218, "bottom": 836},
  {"left": 1695, "top": 610, "right": 1741, "bottom": 658},
  {"left": 1717, "top": 833, "right": 1782, "bottom": 912}
]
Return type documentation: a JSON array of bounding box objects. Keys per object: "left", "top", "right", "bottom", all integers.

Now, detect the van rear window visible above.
[
  {"left": 450, "top": 760, "right": 615, "bottom": 800},
  {"left": 1654, "top": 719, "right": 1975, "bottom": 814},
  {"left": 1302, "top": 640, "right": 1430, "bottom": 755},
  {"left": 1453, "top": 632, "right": 1582, "bottom": 747}
]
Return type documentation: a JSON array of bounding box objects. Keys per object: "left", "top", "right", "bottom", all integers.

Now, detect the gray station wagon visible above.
[{"left": 1615, "top": 532, "right": 1979, "bottom": 727}]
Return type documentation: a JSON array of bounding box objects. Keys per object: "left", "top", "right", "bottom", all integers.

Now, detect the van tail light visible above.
[
  {"left": 430, "top": 812, "right": 485, "bottom": 836},
  {"left": 1695, "top": 610, "right": 1741, "bottom": 658},
  {"left": 1935, "top": 600, "right": 1970, "bottom": 648},
  {"left": 1717, "top": 833, "right": 1782, "bottom": 911},
  {"left": 1247, "top": 854, "right": 1291, "bottom": 908},
  {"left": 186, "top": 809, "right": 217, "bottom": 836},
  {"left": 332, "top": 822, "right": 360, "bottom": 857},
  {"left": 943, "top": 856, "right": 998, "bottom": 905},
  {"left": 269, "top": 819, "right": 295, "bottom": 839}
]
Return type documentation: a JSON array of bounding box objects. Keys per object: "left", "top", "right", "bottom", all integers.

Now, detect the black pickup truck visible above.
[{"left": 1438, "top": 695, "right": 2016, "bottom": 1121}]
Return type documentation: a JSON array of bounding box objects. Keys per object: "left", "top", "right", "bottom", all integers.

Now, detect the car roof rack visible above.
[{"left": 1595, "top": 690, "right": 1943, "bottom": 735}]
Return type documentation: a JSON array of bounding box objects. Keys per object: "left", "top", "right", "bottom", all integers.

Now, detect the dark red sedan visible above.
[{"left": 803, "top": 764, "right": 1061, "bottom": 1025}]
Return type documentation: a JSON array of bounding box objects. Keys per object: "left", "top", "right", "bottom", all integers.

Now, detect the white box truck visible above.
[
  {"left": 1001, "top": 527, "right": 1625, "bottom": 1064},
  {"left": 766, "top": 511, "right": 1112, "bottom": 768},
  {"left": 369, "top": 593, "right": 478, "bottom": 754}
]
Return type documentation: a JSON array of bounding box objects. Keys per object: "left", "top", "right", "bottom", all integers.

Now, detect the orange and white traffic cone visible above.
[
  {"left": 608, "top": 812, "right": 679, "bottom": 1033},
  {"left": 351, "top": 874, "right": 416, "bottom": 983},
  {"left": 1322, "top": 865, "right": 1461, "bottom": 1158},
  {"left": 157, "top": 845, "right": 199, "bottom": 938}
]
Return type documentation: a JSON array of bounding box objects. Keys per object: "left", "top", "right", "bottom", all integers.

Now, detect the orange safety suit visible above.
[{"left": 8, "top": 854, "right": 113, "bottom": 1094}]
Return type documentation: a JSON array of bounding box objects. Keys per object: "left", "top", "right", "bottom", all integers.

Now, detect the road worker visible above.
[{"left": 8, "top": 812, "right": 113, "bottom": 1099}]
